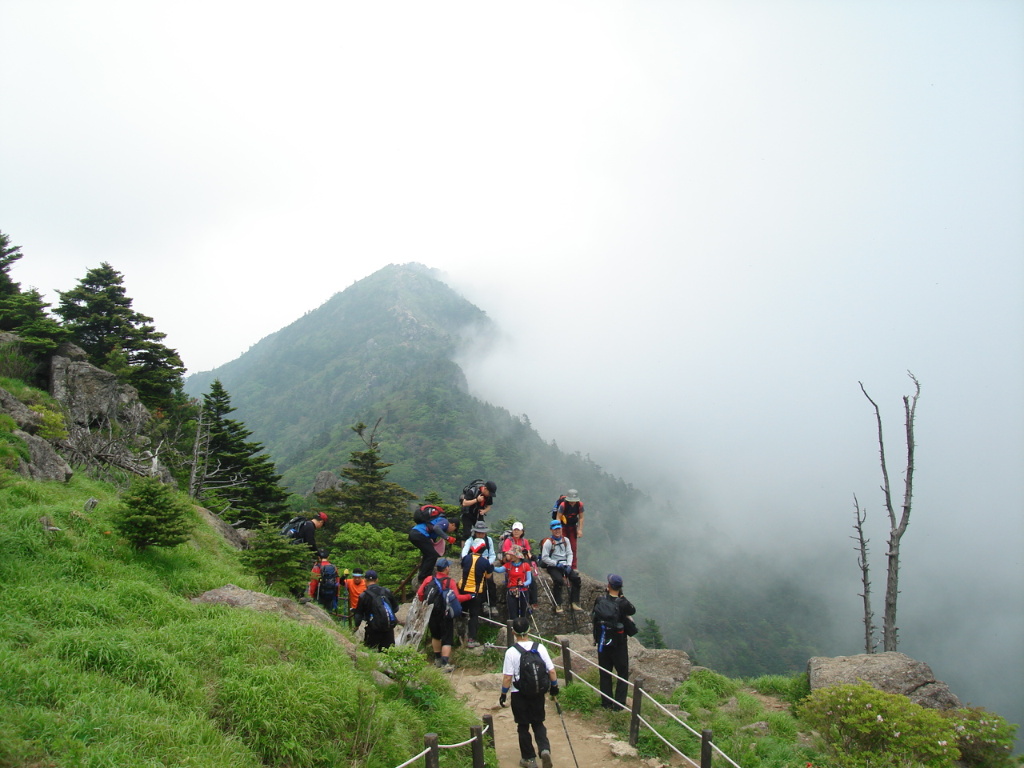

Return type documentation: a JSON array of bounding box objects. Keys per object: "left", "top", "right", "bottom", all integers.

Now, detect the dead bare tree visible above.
[
  {"left": 851, "top": 493, "right": 878, "bottom": 653},
  {"left": 858, "top": 371, "right": 921, "bottom": 652}
]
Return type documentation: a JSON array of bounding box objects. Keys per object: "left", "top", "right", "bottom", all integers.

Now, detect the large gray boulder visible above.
[
  {"left": 50, "top": 350, "right": 150, "bottom": 431},
  {"left": 807, "top": 652, "right": 961, "bottom": 710},
  {"left": 14, "top": 429, "right": 74, "bottom": 482},
  {"left": 0, "top": 386, "right": 44, "bottom": 432}
]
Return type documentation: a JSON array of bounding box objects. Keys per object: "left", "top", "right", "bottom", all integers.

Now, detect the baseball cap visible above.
[
  {"left": 549, "top": 521, "right": 562, "bottom": 530},
  {"left": 511, "top": 521, "right": 524, "bottom": 531},
  {"left": 316, "top": 512, "right": 328, "bottom": 522},
  {"left": 607, "top": 573, "right": 623, "bottom": 589},
  {"left": 435, "top": 558, "right": 450, "bottom": 570},
  {"left": 365, "top": 569, "right": 378, "bottom": 580}
]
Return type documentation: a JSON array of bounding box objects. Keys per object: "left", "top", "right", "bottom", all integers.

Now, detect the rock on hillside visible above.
[{"left": 808, "top": 652, "right": 961, "bottom": 710}]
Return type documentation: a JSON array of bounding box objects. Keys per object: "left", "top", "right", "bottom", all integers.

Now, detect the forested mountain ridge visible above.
[{"left": 184, "top": 263, "right": 836, "bottom": 678}]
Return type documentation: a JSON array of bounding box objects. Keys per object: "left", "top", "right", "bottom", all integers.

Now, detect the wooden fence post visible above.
[
  {"left": 700, "top": 729, "right": 713, "bottom": 768},
  {"left": 482, "top": 714, "right": 496, "bottom": 751},
  {"left": 561, "top": 640, "right": 573, "bottom": 684},
  {"left": 424, "top": 733, "right": 439, "bottom": 768},
  {"left": 628, "top": 677, "right": 644, "bottom": 747},
  {"left": 470, "top": 724, "right": 484, "bottom": 767}
]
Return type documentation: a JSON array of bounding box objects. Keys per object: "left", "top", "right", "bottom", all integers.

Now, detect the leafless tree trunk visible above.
[
  {"left": 852, "top": 494, "right": 877, "bottom": 653},
  {"left": 859, "top": 371, "right": 920, "bottom": 652}
]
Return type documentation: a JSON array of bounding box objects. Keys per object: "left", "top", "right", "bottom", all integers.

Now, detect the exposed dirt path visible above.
[{"left": 447, "top": 668, "right": 669, "bottom": 768}]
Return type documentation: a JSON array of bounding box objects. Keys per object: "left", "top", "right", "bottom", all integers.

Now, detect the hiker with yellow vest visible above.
[{"left": 459, "top": 536, "right": 505, "bottom": 648}]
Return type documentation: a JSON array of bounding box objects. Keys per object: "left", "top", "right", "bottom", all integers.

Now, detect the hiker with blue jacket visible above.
[
  {"left": 353, "top": 570, "right": 399, "bottom": 651},
  {"left": 591, "top": 573, "right": 636, "bottom": 711},
  {"left": 409, "top": 504, "right": 458, "bottom": 583}
]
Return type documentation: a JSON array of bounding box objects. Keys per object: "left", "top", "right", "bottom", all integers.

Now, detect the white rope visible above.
[
  {"left": 392, "top": 747, "right": 430, "bottom": 768},
  {"left": 634, "top": 712, "right": 693, "bottom": 762}
]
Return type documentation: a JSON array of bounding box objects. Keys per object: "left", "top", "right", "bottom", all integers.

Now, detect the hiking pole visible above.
[{"left": 553, "top": 698, "right": 580, "bottom": 768}]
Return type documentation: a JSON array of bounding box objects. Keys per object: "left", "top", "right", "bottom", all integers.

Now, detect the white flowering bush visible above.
[
  {"left": 944, "top": 706, "right": 1018, "bottom": 767},
  {"left": 798, "top": 682, "right": 959, "bottom": 767}
]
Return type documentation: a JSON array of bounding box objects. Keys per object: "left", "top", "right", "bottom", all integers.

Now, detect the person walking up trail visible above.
[
  {"left": 555, "top": 489, "right": 584, "bottom": 570},
  {"left": 415, "top": 558, "right": 471, "bottom": 672},
  {"left": 500, "top": 616, "right": 559, "bottom": 768},
  {"left": 353, "top": 570, "right": 399, "bottom": 651},
  {"left": 540, "top": 521, "right": 581, "bottom": 613},
  {"left": 591, "top": 573, "right": 636, "bottom": 711},
  {"left": 308, "top": 555, "right": 341, "bottom": 613}
]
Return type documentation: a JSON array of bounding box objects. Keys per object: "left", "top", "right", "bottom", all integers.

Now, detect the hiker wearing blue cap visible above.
[
  {"left": 591, "top": 573, "right": 636, "bottom": 711},
  {"left": 415, "top": 558, "right": 470, "bottom": 672},
  {"left": 539, "top": 520, "right": 581, "bottom": 613}
]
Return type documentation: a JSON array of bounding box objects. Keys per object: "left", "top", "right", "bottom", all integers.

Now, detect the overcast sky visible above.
[{"left": 3, "top": 0, "right": 1022, "bottom": 726}]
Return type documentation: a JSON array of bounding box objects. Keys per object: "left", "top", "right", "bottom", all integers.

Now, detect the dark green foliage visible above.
[
  {"left": 637, "top": 618, "right": 666, "bottom": 649},
  {"left": 313, "top": 421, "right": 417, "bottom": 530},
  {"left": 112, "top": 476, "right": 194, "bottom": 549},
  {"left": 237, "top": 518, "right": 310, "bottom": 591},
  {"left": 0, "top": 231, "right": 70, "bottom": 373},
  {"left": 55, "top": 261, "right": 185, "bottom": 411},
  {"left": 323, "top": 522, "right": 419, "bottom": 594},
  {"left": 198, "top": 380, "right": 290, "bottom": 526},
  {"left": 944, "top": 706, "right": 1018, "bottom": 767}
]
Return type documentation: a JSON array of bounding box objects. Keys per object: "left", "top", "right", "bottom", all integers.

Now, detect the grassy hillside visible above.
[{"left": 0, "top": 472, "right": 479, "bottom": 768}]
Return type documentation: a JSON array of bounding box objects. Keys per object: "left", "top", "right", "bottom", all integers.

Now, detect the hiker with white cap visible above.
[
  {"left": 462, "top": 520, "right": 499, "bottom": 615},
  {"left": 501, "top": 521, "right": 538, "bottom": 609},
  {"left": 555, "top": 489, "right": 584, "bottom": 569}
]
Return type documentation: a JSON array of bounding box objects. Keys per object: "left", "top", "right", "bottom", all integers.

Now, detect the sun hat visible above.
[{"left": 565, "top": 489, "right": 580, "bottom": 502}]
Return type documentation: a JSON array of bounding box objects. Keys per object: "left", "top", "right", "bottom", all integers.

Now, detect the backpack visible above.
[
  {"left": 513, "top": 643, "right": 550, "bottom": 697},
  {"left": 550, "top": 495, "right": 566, "bottom": 520},
  {"left": 424, "top": 576, "right": 462, "bottom": 618},
  {"left": 414, "top": 504, "right": 443, "bottom": 525},
  {"left": 280, "top": 516, "right": 307, "bottom": 538},
  {"left": 461, "top": 479, "right": 484, "bottom": 503},
  {"left": 592, "top": 595, "right": 621, "bottom": 628},
  {"left": 317, "top": 563, "right": 340, "bottom": 597},
  {"left": 366, "top": 586, "right": 397, "bottom": 631}
]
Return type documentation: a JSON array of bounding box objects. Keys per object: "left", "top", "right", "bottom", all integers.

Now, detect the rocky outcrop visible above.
[
  {"left": 807, "top": 652, "right": 961, "bottom": 710},
  {"left": 0, "top": 387, "right": 44, "bottom": 432},
  {"left": 195, "top": 507, "right": 248, "bottom": 550},
  {"left": 14, "top": 429, "right": 73, "bottom": 482},
  {"left": 311, "top": 470, "right": 340, "bottom": 495},
  {"left": 544, "top": 632, "right": 692, "bottom": 697},
  {"left": 50, "top": 346, "right": 150, "bottom": 431}
]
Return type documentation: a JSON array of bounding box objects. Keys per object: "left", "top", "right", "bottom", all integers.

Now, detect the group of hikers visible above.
[{"left": 300, "top": 480, "right": 637, "bottom": 768}]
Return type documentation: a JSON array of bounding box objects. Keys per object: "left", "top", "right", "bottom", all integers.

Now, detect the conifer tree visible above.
[
  {"left": 315, "top": 420, "right": 416, "bottom": 530},
  {"left": 55, "top": 261, "right": 185, "bottom": 411},
  {"left": 112, "top": 476, "right": 194, "bottom": 549},
  {"left": 0, "top": 231, "right": 70, "bottom": 370},
  {"left": 239, "top": 517, "right": 310, "bottom": 591},
  {"left": 197, "top": 380, "right": 289, "bottom": 526},
  {"left": 637, "top": 618, "right": 666, "bottom": 649}
]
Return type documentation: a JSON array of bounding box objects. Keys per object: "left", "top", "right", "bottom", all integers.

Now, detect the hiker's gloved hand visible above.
[
  {"left": 559, "top": 565, "right": 572, "bottom": 577},
  {"left": 549, "top": 682, "right": 559, "bottom": 698},
  {"left": 499, "top": 692, "right": 508, "bottom": 707}
]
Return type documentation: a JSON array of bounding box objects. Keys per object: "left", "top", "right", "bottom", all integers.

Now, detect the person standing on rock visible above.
[
  {"left": 459, "top": 480, "right": 496, "bottom": 542},
  {"left": 500, "top": 616, "right": 558, "bottom": 768},
  {"left": 591, "top": 573, "right": 636, "bottom": 711},
  {"left": 554, "top": 489, "right": 584, "bottom": 569}
]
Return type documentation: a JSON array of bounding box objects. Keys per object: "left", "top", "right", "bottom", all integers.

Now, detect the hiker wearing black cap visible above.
[
  {"left": 415, "top": 558, "right": 470, "bottom": 672},
  {"left": 353, "top": 570, "right": 399, "bottom": 651},
  {"left": 591, "top": 573, "right": 636, "bottom": 711},
  {"left": 459, "top": 480, "right": 496, "bottom": 542},
  {"left": 540, "top": 521, "right": 581, "bottom": 613},
  {"left": 499, "top": 616, "right": 558, "bottom": 768}
]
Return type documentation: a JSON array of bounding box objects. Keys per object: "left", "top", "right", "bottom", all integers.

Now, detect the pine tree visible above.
[
  {"left": 55, "top": 262, "right": 185, "bottom": 411},
  {"left": 239, "top": 517, "right": 310, "bottom": 591},
  {"left": 0, "top": 231, "right": 70, "bottom": 370},
  {"left": 315, "top": 420, "right": 417, "bottom": 530},
  {"left": 197, "top": 380, "right": 290, "bottom": 526},
  {"left": 637, "top": 618, "right": 666, "bottom": 649},
  {"left": 112, "top": 476, "right": 194, "bottom": 549}
]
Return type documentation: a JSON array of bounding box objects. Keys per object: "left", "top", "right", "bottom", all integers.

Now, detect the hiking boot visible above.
[
  {"left": 466, "top": 639, "right": 479, "bottom": 649},
  {"left": 519, "top": 759, "right": 538, "bottom": 768},
  {"left": 441, "top": 663, "right": 455, "bottom": 674},
  {"left": 434, "top": 658, "right": 444, "bottom": 668},
  {"left": 540, "top": 749, "right": 553, "bottom": 768},
  {"left": 570, "top": 603, "right": 583, "bottom": 611}
]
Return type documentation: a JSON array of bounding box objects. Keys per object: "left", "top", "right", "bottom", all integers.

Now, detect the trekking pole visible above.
[{"left": 554, "top": 699, "right": 581, "bottom": 768}]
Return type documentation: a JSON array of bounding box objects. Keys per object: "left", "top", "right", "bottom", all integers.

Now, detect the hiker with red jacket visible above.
[
  {"left": 555, "top": 490, "right": 584, "bottom": 569},
  {"left": 501, "top": 521, "right": 539, "bottom": 610},
  {"left": 504, "top": 545, "right": 534, "bottom": 621},
  {"left": 416, "top": 558, "right": 471, "bottom": 672}
]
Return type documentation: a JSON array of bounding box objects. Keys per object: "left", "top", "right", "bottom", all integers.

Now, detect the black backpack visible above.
[
  {"left": 461, "top": 479, "right": 484, "bottom": 503},
  {"left": 514, "top": 643, "right": 550, "bottom": 697},
  {"left": 592, "top": 595, "right": 621, "bottom": 628},
  {"left": 317, "top": 563, "right": 340, "bottom": 597},
  {"left": 366, "top": 586, "right": 397, "bottom": 631},
  {"left": 280, "top": 516, "right": 307, "bottom": 538}
]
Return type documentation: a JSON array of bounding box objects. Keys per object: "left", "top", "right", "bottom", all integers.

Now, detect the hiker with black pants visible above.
[
  {"left": 459, "top": 480, "right": 496, "bottom": 542},
  {"left": 459, "top": 538, "right": 505, "bottom": 648},
  {"left": 461, "top": 521, "right": 500, "bottom": 614},
  {"left": 415, "top": 558, "right": 471, "bottom": 672},
  {"left": 308, "top": 555, "right": 341, "bottom": 613},
  {"left": 353, "top": 570, "right": 399, "bottom": 651},
  {"left": 500, "top": 616, "right": 558, "bottom": 768},
  {"left": 409, "top": 506, "right": 457, "bottom": 583},
  {"left": 540, "top": 521, "right": 581, "bottom": 613},
  {"left": 297, "top": 512, "right": 328, "bottom": 558},
  {"left": 592, "top": 573, "right": 636, "bottom": 711}
]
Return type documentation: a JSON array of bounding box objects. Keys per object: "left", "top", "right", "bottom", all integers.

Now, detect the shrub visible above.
[
  {"left": 238, "top": 517, "right": 310, "bottom": 592},
  {"left": 944, "top": 706, "right": 1018, "bottom": 767},
  {"left": 112, "top": 476, "right": 194, "bottom": 549},
  {"left": 799, "top": 682, "right": 960, "bottom": 767},
  {"left": 29, "top": 403, "right": 68, "bottom": 440}
]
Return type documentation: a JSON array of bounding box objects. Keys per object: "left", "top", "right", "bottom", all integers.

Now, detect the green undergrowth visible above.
[{"left": 0, "top": 471, "right": 488, "bottom": 768}]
